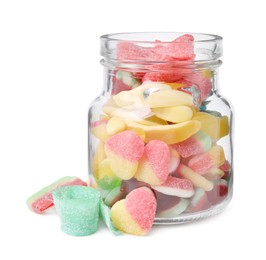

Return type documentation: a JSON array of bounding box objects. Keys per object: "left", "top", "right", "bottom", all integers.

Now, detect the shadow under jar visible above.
[{"left": 88, "top": 32, "right": 233, "bottom": 224}]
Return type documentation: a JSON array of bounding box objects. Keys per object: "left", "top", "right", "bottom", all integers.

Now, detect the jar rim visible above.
[
  {"left": 101, "top": 32, "right": 222, "bottom": 44},
  {"left": 100, "top": 32, "right": 223, "bottom": 69}
]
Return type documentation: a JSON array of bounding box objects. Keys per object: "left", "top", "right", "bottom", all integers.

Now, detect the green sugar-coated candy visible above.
[
  {"left": 52, "top": 186, "right": 100, "bottom": 236},
  {"left": 100, "top": 200, "right": 121, "bottom": 236}
]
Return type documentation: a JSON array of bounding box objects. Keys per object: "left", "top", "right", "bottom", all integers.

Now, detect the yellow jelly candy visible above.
[
  {"left": 94, "top": 159, "right": 122, "bottom": 190},
  {"left": 202, "top": 70, "right": 212, "bottom": 79},
  {"left": 113, "top": 89, "right": 143, "bottom": 108},
  {"left": 209, "top": 145, "right": 226, "bottom": 167},
  {"left": 193, "top": 112, "right": 229, "bottom": 141},
  {"left": 128, "top": 128, "right": 146, "bottom": 141},
  {"left": 100, "top": 114, "right": 109, "bottom": 120},
  {"left": 165, "top": 82, "right": 185, "bottom": 89},
  {"left": 177, "top": 164, "right": 214, "bottom": 191},
  {"left": 106, "top": 117, "right": 126, "bottom": 135},
  {"left": 92, "top": 142, "right": 106, "bottom": 172},
  {"left": 102, "top": 98, "right": 120, "bottom": 116},
  {"left": 111, "top": 105, "right": 152, "bottom": 121},
  {"left": 203, "top": 168, "right": 225, "bottom": 181},
  {"left": 126, "top": 120, "right": 201, "bottom": 144},
  {"left": 152, "top": 106, "right": 193, "bottom": 123},
  {"left": 146, "top": 89, "right": 193, "bottom": 108},
  {"left": 91, "top": 119, "right": 109, "bottom": 142},
  {"left": 94, "top": 159, "right": 115, "bottom": 180},
  {"left": 136, "top": 115, "right": 167, "bottom": 126}
]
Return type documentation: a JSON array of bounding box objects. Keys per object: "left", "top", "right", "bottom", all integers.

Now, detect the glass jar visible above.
[{"left": 88, "top": 32, "right": 233, "bottom": 224}]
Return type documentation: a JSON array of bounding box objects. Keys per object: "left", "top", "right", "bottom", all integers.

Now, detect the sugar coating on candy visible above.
[
  {"left": 153, "top": 34, "right": 195, "bottom": 61},
  {"left": 117, "top": 34, "right": 195, "bottom": 62},
  {"left": 111, "top": 200, "right": 144, "bottom": 235},
  {"left": 27, "top": 176, "right": 87, "bottom": 214},
  {"left": 173, "top": 130, "right": 212, "bottom": 158},
  {"left": 125, "top": 187, "right": 157, "bottom": 232},
  {"left": 52, "top": 186, "right": 100, "bottom": 236},
  {"left": 143, "top": 71, "right": 183, "bottom": 83},
  {"left": 105, "top": 131, "right": 144, "bottom": 162},
  {"left": 144, "top": 140, "right": 170, "bottom": 182},
  {"left": 105, "top": 131, "right": 145, "bottom": 180},
  {"left": 152, "top": 176, "right": 194, "bottom": 198},
  {"left": 135, "top": 140, "right": 170, "bottom": 185},
  {"left": 110, "top": 187, "right": 156, "bottom": 235},
  {"left": 117, "top": 42, "right": 148, "bottom": 61}
]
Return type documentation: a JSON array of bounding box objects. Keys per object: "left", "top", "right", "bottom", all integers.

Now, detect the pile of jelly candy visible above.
[{"left": 91, "top": 34, "right": 231, "bottom": 235}]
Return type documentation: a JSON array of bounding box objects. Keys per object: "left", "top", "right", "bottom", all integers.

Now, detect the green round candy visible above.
[{"left": 52, "top": 186, "right": 100, "bottom": 236}]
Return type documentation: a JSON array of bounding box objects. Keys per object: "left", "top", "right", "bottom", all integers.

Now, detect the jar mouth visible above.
[
  {"left": 101, "top": 32, "right": 222, "bottom": 44},
  {"left": 100, "top": 32, "right": 223, "bottom": 67}
]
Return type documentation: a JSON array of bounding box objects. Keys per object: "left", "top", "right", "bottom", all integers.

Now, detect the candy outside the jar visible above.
[
  {"left": 110, "top": 187, "right": 157, "bottom": 236},
  {"left": 134, "top": 140, "right": 170, "bottom": 185},
  {"left": 104, "top": 130, "right": 145, "bottom": 180},
  {"left": 27, "top": 176, "right": 87, "bottom": 214},
  {"left": 52, "top": 186, "right": 101, "bottom": 236}
]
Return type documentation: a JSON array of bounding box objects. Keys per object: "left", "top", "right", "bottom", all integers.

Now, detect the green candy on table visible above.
[{"left": 52, "top": 186, "right": 101, "bottom": 236}]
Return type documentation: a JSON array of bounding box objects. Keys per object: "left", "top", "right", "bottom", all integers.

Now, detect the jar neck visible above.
[{"left": 102, "top": 63, "right": 221, "bottom": 99}]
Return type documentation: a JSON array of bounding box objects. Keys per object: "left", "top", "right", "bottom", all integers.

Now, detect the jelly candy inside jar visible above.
[{"left": 89, "top": 32, "right": 233, "bottom": 227}]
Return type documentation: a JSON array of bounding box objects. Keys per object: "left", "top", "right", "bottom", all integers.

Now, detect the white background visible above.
[{"left": 0, "top": 0, "right": 265, "bottom": 259}]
